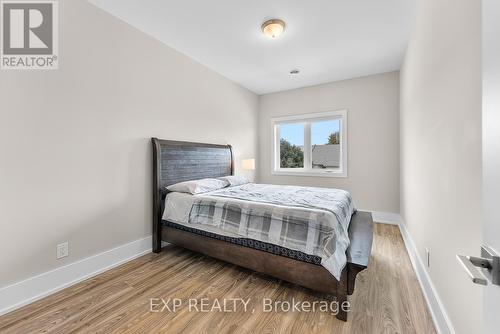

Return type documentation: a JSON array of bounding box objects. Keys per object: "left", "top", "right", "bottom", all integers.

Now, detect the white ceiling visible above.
[{"left": 89, "top": 0, "right": 416, "bottom": 94}]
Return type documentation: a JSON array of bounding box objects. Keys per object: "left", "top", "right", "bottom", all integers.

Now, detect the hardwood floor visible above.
[{"left": 0, "top": 224, "right": 436, "bottom": 334}]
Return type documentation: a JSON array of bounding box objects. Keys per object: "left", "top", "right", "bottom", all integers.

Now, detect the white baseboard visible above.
[
  {"left": 398, "top": 223, "right": 455, "bottom": 334},
  {"left": 0, "top": 219, "right": 454, "bottom": 334},
  {"left": 363, "top": 210, "right": 402, "bottom": 225},
  {"left": 0, "top": 236, "right": 152, "bottom": 317},
  {"left": 363, "top": 210, "right": 454, "bottom": 333}
]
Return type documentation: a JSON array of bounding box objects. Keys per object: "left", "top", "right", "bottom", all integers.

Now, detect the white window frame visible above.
[{"left": 271, "top": 110, "right": 348, "bottom": 178}]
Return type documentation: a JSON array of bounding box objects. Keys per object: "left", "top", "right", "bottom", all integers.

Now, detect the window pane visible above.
[
  {"left": 279, "top": 123, "right": 304, "bottom": 168},
  {"left": 311, "top": 119, "right": 341, "bottom": 169}
]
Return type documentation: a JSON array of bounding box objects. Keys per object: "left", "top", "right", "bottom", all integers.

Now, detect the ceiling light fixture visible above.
[
  {"left": 290, "top": 69, "right": 300, "bottom": 74},
  {"left": 261, "top": 19, "right": 286, "bottom": 39}
]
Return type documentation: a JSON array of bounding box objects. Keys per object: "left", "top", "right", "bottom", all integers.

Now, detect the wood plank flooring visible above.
[{"left": 0, "top": 224, "right": 436, "bottom": 333}]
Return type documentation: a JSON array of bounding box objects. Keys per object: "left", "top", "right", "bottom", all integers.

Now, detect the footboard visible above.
[{"left": 346, "top": 211, "right": 373, "bottom": 294}]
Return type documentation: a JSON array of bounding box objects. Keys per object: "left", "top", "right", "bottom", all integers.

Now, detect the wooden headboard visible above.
[{"left": 151, "top": 138, "right": 234, "bottom": 252}]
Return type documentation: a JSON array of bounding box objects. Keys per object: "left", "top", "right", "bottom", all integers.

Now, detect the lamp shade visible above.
[{"left": 241, "top": 159, "right": 255, "bottom": 170}]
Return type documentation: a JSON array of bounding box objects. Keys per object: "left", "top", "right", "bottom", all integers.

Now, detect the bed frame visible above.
[{"left": 151, "top": 138, "right": 373, "bottom": 321}]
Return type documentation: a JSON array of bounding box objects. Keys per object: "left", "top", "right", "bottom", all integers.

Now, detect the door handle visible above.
[
  {"left": 456, "top": 245, "right": 500, "bottom": 286},
  {"left": 456, "top": 255, "right": 488, "bottom": 285}
]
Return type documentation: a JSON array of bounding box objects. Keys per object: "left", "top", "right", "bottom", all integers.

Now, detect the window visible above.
[{"left": 272, "top": 110, "right": 347, "bottom": 177}]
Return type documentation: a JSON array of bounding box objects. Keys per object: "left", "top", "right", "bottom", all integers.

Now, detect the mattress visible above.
[
  {"left": 161, "top": 220, "right": 323, "bottom": 265},
  {"left": 162, "top": 183, "right": 355, "bottom": 280}
]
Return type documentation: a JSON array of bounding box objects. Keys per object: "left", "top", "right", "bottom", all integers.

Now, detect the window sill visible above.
[{"left": 271, "top": 170, "right": 347, "bottom": 178}]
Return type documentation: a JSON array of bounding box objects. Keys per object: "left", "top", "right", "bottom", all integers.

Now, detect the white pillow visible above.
[
  {"left": 218, "top": 175, "right": 250, "bottom": 187},
  {"left": 167, "top": 178, "right": 228, "bottom": 194}
]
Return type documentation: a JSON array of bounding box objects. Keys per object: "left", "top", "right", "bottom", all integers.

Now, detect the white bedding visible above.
[
  {"left": 162, "top": 183, "right": 355, "bottom": 280},
  {"left": 163, "top": 192, "right": 242, "bottom": 238}
]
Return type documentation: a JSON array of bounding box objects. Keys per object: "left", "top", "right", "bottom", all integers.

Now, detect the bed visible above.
[{"left": 151, "top": 138, "right": 374, "bottom": 321}]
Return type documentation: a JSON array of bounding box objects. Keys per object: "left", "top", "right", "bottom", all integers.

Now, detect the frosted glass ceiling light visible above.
[{"left": 261, "top": 19, "right": 285, "bottom": 39}]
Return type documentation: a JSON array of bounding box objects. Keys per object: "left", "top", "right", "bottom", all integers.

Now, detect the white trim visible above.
[
  {"left": 304, "top": 121, "right": 312, "bottom": 170},
  {"left": 366, "top": 210, "right": 402, "bottom": 225},
  {"left": 271, "top": 170, "right": 348, "bottom": 178},
  {"left": 0, "top": 236, "right": 152, "bottom": 316},
  {"left": 398, "top": 222, "right": 456, "bottom": 334},
  {"left": 271, "top": 110, "right": 348, "bottom": 178},
  {"left": 271, "top": 110, "right": 345, "bottom": 123}
]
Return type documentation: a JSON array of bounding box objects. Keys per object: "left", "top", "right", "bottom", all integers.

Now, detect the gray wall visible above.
[
  {"left": 400, "top": 0, "right": 482, "bottom": 333},
  {"left": 258, "top": 72, "right": 400, "bottom": 214},
  {"left": 0, "top": 0, "right": 258, "bottom": 287}
]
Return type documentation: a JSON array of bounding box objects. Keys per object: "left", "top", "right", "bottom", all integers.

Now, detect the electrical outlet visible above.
[
  {"left": 425, "top": 248, "right": 430, "bottom": 268},
  {"left": 57, "top": 242, "right": 69, "bottom": 259}
]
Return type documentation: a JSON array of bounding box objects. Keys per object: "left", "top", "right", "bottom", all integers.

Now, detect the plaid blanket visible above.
[{"left": 188, "top": 183, "right": 355, "bottom": 280}]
